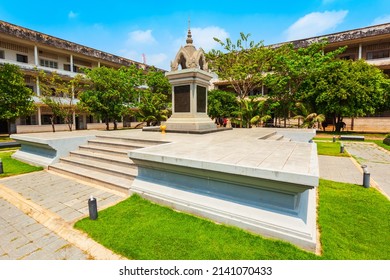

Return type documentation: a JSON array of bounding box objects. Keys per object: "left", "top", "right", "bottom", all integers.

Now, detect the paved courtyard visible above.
[
  {"left": 0, "top": 197, "right": 88, "bottom": 260},
  {"left": 0, "top": 171, "right": 125, "bottom": 260}
]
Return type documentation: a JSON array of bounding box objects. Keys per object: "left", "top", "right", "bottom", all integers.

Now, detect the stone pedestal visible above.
[{"left": 165, "top": 68, "right": 217, "bottom": 133}]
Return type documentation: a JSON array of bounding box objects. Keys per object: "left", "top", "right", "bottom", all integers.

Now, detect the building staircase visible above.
[{"left": 48, "top": 135, "right": 163, "bottom": 194}]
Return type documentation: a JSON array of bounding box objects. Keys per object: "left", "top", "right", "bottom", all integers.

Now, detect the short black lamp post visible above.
[
  {"left": 340, "top": 143, "right": 345, "bottom": 153},
  {"left": 333, "top": 136, "right": 336, "bottom": 143},
  {"left": 88, "top": 196, "right": 98, "bottom": 220},
  {"left": 0, "top": 158, "right": 3, "bottom": 174},
  {"left": 361, "top": 165, "right": 370, "bottom": 188}
]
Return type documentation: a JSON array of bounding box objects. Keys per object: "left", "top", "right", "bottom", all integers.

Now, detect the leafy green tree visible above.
[
  {"left": 143, "top": 67, "right": 171, "bottom": 97},
  {"left": 78, "top": 65, "right": 142, "bottom": 130},
  {"left": 206, "top": 33, "right": 273, "bottom": 100},
  {"left": 134, "top": 67, "right": 171, "bottom": 126},
  {"left": 0, "top": 63, "right": 35, "bottom": 134},
  {"left": 265, "top": 42, "right": 345, "bottom": 127},
  {"left": 38, "top": 70, "right": 83, "bottom": 132},
  {"left": 207, "top": 89, "right": 238, "bottom": 119},
  {"left": 135, "top": 91, "right": 170, "bottom": 126},
  {"left": 305, "top": 59, "right": 390, "bottom": 131}
]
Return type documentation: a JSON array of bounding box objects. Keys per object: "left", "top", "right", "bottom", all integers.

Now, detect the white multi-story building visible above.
[{"left": 0, "top": 20, "right": 152, "bottom": 134}]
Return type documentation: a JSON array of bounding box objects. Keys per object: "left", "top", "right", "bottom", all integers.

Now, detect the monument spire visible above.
[{"left": 186, "top": 17, "right": 193, "bottom": 45}]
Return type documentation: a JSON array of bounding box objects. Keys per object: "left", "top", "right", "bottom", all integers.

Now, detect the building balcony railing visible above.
[
  {"left": 0, "top": 59, "right": 83, "bottom": 78},
  {"left": 365, "top": 57, "right": 390, "bottom": 67}
]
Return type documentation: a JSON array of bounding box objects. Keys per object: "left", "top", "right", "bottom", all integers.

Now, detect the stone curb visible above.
[{"left": 0, "top": 183, "right": 126, "bottom": 260}]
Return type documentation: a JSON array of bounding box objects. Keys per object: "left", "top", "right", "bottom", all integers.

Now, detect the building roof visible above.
[
  {"left": 0, "top": 20, "right": 158, "bottom": 70},
  {"left": 270, "top": 22, "right": 390, "bottom": 49}
]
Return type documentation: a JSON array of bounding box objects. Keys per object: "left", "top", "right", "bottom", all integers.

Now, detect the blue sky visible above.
[{"left": 1, "top": 0, "right": 390, "bottom": 70}]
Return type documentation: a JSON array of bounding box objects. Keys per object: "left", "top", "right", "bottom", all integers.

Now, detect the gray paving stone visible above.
[
  {"left": 0, "top": 197, "right": 89, "bottom": 260},
  {"left": 344, "top": 142, "right": 390, "bottom": 197}
]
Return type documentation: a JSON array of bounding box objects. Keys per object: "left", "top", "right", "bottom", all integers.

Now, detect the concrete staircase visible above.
[
  {"left": 49, "top": 135, "right": 162, "bottom": 194},
  {"left": 259, "top": 131, "right": 291, "bottom": 142}
]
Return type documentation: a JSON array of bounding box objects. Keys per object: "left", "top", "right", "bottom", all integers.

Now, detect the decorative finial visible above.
[{"left": 186, "top": 17, "right": 193, "bottom": 45}]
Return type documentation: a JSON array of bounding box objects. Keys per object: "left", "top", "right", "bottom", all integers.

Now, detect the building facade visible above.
[{"left": 0, "top": 20, "right": 152, "bottom": 134}]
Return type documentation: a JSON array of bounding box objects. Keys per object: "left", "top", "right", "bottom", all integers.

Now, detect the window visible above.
[
  {"left": 16, "top": 54, "right": 28, "bottom": 63},
  {"left": 0, "top": 50, "right": 4, "bottom": 59},
  {"left": 340, "top": 54, "right": 356, "bottom": 60},
  {"left": 64, "top": 64, "right": 82, "bottom": 72},
  {"left": 366, "top": 50, "right": 390, "bottom": 60},
  {"left": 40, "top": 59, "right": 58, "bottom": 69}
]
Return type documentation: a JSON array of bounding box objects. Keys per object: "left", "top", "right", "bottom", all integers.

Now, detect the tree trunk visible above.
[
  {"left": 50, "top": 116, "right": 56, "bottom": 132},
  {"left": 105, "top": 117, "right": 109, "bottom": 130},
  {"left": 113, "top": 120, "right": 118, "bottom": 130}
]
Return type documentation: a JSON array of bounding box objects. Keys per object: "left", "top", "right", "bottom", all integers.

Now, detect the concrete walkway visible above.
[
  {"left": 318, "top": 142, "right": 390, "bottom": 199},
  {"left": 0, "top": 170, "right": 126, "bottom": 260},
  {"left": 344, "top": 142, "right": 390, "bottom": 198}
]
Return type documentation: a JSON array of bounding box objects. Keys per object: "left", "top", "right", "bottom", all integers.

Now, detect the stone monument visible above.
[{"left": 164, "top": 25, "right": 217, "bottom": 133}]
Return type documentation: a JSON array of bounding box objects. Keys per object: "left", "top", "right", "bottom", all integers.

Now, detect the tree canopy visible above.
[
  {"left": 78, "top": 65, "right": 143, "bottom": 130},
  {"left": 304, "top": 58, "right": 390, "bottom": 131},
  {"left": 0, "top": 63, "right": 35, "bottom": 132},
  {"left": 133, "top": 67, "right": 171, "bottom": 126},
  {"left": 206, "top": 33, "right": 273, "bottom": 99},
  {"left": 38, "top": 70, "right": 83, "bottom": 132}
]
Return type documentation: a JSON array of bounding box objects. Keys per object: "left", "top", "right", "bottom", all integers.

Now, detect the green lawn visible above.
[
  {"left": 0, "top": 151, "right": 43, "bottom": 177},
  {"left": 315, "top": 141, "right": 350, "bottom": 157},
  {"left": 318, "top": 179, "right": 389, "bottom": 259},
  {"left": 75, "top": 180, "right": 390, "bottom": 260}
]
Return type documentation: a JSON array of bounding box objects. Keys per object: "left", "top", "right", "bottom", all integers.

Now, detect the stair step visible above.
[
  {"left": 60, "top": 157, "right": 137, "bottom": 179},
  {"left": 78, "top": 144, "right": 129, "bottom": 156},
  {"left": 258, "top": 131, "right": 277, "bottom": 140},
  {"left": 70, "top": 150, "right": 134, "bottom": 168},
  {"left": 96, "top": 135, "right": 166, "bottom": 146},
  {"left": 49, "top": 162, "right": 133, "bottom": 194},
  {"left": 87, "top": 138, "right": 151, "bottom": 150},
  {"left": 263, "top": 134, "right": 284, "bottom": 141}
]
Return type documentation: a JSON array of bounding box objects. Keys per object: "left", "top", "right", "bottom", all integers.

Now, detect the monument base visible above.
[{"left": 164, "top": 114, "right": 219, "bottom": 134}]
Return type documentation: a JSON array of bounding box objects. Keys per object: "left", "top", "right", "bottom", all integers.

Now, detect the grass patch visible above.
[
  {"left": 318, "top": 179, "right": 390, "bottom": 259},
  {"left": 75, "top": 195, "right": 317, "bottom": 260},
  {"left": 75, "top": 180, "right": 390, "bottom": 260},
  {"left": 316, "top": 132, "right": 387, "bottom": 140},
  {"left": 0, "top": 151, "right": 43, "bottom": 177},
  {"left": 0, "top": 136, "right": 12, "bottom": 142},
  {"left": 315, "top": 141, "right": 350, "bottom": 157}
]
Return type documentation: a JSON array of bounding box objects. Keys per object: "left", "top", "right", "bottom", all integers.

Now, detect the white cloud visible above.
[
  {"left": 146, "top": 53, "right": 168, "bottom": 67},
  {"left": 190, "top": 26, "right": 229, "bottom": 51},
  {"left": 127, "top": 30, "right": 156, "bottom": 45},
  {"left": 68, "top": 11, "right": 78, "bottom": 19},
  {"left": 285, "top": 10, "right": 348, "bottom": 41},
  {"left": 372, "top": 15, "right": 390, "bottom": 25}
]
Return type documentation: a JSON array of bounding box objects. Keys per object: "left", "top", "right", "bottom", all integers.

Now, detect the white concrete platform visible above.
[
  {"left": 128, "top": 128, "right": 319, "bottom": 251},
  {"left": 11, "top": 130, "right": 98, "bottom": 167}
]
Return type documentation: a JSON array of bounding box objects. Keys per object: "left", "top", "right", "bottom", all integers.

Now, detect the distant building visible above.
[{"left": 0, "top": 20, "right": 154, "bottom": 134}]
